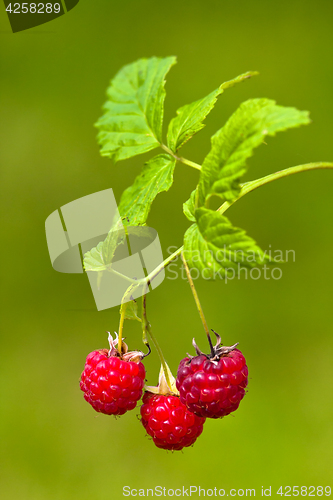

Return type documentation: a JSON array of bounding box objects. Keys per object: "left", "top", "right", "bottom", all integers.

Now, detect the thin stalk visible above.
[
  {"left": 109, "top": 247, "right": 182, "bottom": 293},
  {"left": 178, "top": 156, "right": 202, "bottom": 171},
  {"left": 117, "top": 304, "right": 126, "bottom": 353},
  {"left": 109, "top": 267, "right": 138, "bottom": 284},
  {"left": 160, "top": 143, "right": 202, "bottom": 171},
  {"left": 141, "top": 285, "right": 150, "bottom": 347},
  {"left": 218, "top": 162, "right": 333, "bottom": 214},
  {"left": 144, "top": 246, "right": 182, "bottom": 285},
  {"left": 117, "top": 283, "right": 139, "bottom": 353},
  {"left": 141, "top": 287, "right": 172, "bottom": 389},
  {"left": 181, "top": 253, "right": 214, "bottom": 352}
]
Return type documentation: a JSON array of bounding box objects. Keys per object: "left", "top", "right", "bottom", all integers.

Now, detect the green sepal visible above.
[{"left": 145, "top": 363, "right": 179, "bottom": 396}]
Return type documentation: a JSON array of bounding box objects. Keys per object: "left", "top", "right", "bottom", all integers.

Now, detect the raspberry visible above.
[
  {"left": 140, "top": 392, "right": 205, "bottom": 451},
  {"left": 80, "top": 333, "right": 146, "bottom": 416},
  {"left": 176, "top": 331, "right": 248, "bottom": 419}
]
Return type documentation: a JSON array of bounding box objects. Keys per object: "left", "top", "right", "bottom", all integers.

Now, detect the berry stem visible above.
[
  {"left": 141, "top": 285, "right": 172, "bottom": 390},
  {"left": 118, "top": 303, "right": 126, "bottom": 353},
  {"left": 181, "top": 252, "right": 213, "bottom": 351},
  {"left": 117, "top": 283, "right": 138, "bottom": 354}
]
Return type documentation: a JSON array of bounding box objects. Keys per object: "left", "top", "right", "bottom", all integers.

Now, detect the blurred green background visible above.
[{"left": 1, "top": 1, "right": 333, "bottom": 499}]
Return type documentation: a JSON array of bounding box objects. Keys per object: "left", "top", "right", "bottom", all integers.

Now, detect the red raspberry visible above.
[
  {"left": 140, "top": 392, "right": 205, "bottom": 451},
  {"left": 176, "top": 332, "right": 248, "bottom": 419},
  {"left": 80, "top": 333, "right": 146, "bottom": 416}
]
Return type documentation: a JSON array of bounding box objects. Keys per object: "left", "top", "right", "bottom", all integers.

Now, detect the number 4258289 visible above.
[
  {"left": 277, "top": 486, "right": 331, "bottom": 496},
  {"left": 6, "top": 3, "right": 61, "bottom": 14}
]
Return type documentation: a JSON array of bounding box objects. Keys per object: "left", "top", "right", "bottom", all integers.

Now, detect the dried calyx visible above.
[
  {"left": 188, "top": 330, "right": 239, "bottom": 363},
  {"left": 107, "top": 332, "right": 150, "bottom": 363},
  {"left": 145, "top": 363, "right": 180, "bottom": 396}
]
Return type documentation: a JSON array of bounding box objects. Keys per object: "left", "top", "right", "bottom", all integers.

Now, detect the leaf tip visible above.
[{"left": 244, "top": 70, "right": 260, "bottom": 79}]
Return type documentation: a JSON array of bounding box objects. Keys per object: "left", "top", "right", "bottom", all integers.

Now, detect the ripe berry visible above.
[
  {"left": 80, "top": 333, "right": 146, "bottom": 416},
  {"left": 176, "top": 331, "right": 248, "bottom": 419},
  {"left": 141, "top": 363, "right": 206, "bottom": 451},
  {"left": 140, "top": 392, "right": 205, "bottom": 451}
]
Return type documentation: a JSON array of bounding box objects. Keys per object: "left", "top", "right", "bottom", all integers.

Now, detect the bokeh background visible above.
[{"left": 1, "top": 1, "right": 333, "bottom": 499}]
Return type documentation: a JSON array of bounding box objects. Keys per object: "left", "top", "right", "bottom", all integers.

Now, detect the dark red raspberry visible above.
[
  {"left": 176, "top": 331, "right": 248, "bottom": 419},
  {"left": 140, "top": 392, "right": 205, "bottom": 451},
  {"left": 80, "top": 333, "right": 146, "bottom": 416}
]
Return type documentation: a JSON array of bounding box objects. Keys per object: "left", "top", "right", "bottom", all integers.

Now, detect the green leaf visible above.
[
  {"left": 167, "top": 71, "right": 258, "bottom": 153},
  {"left": 83, "top": 241, "right": 107, "bottom": 272},
  {"left": 118, "top": 154, "right": 176, "bottom": 225},
  {"left": 197, "top": 98, "right": 311, "bottom": 206},
  {"left": 120, "top": 300, "right": 141, "bottom": 322},
  {"left": 101, "top": 217, "right": 125, "bottom": 264},
  {"left": 183, "top": 207, "right": 272, "bottom": 279},
  {"left": 83, "top": 153, "right": 176, "bottom": 272},
  {"left": 183, "top": 188, "right": 197, "bottom": 222},
  {"left": 83, "top": 217, "right": 125, "bottom": 272},
  {"left": 96, "top": 56, "right": 176, "bottom": 162}
]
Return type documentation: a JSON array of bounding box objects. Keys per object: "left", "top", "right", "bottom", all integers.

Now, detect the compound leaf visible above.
[
  {"left": 197, "top": 98, "right": 310, "bottom": 206},
  {"left": 96, "top": 56, "right": 176, "bottom": 162},
  {"left": 167, "top": 71, "right": 257, "bottom": 153}
]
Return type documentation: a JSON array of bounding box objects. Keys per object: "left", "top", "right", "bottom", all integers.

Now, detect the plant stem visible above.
[
  {"left": 217, "top": 162, "right": 333, "bottom": 214},
  {"left": 118, "top": 161, "right": 333, "bottom": 369},
  {"left": 118, "top": 283, "right": 139, "bottom": 352},
  {"left": 178, "top": 157, "right": 202, "bottom": 171},
  {"left": 141, "top": 286, "right": 172, "bottom": 389},
  {"left": 118, "top": 160, "right": 333, "bottom": 345},
  {"left": 118, "top": 304, "right": 126, "bottom": 353},
  {"left": 115, "top": 162, "right": 333, "bottom": 294},
  {"left": 144, "top": 246, "right": 182, "bottom": 285},
  {"left": 160, "top": 143, "right": 202, "bottom": 171},
  {"left": 109, "top": 267, "right": 138, "bottom": 284},
  {"left": 181, "top": 252, "right": 212, "bottom": 348}
]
